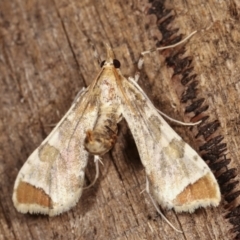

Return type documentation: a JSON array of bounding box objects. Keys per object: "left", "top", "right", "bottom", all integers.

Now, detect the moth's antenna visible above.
[
  {"left": 141, "top": 31, "right": 197, "bottom": 56},
  {"left": 133, "top": 31, "right": 197, "bottom": 83}
]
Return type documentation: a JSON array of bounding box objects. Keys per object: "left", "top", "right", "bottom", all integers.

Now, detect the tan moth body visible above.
[{"left": 13, "top": 40, "right": 220, "bottom": 219}]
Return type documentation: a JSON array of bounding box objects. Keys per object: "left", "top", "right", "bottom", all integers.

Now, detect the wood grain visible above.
[{"left": 1, "top": 0, "right": 240, "bottom": 239}]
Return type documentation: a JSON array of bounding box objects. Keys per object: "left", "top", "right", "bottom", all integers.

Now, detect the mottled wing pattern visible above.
[
  {"left": 120, "top": 77, "right": 220, "bottom": 212},
  {"left": 13, "top": 88, "right": 99, "bottom": 216}
]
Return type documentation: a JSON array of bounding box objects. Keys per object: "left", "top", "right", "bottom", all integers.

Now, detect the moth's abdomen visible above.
[
  {"left": 84, "top": 104, "right": 120, "bottom": 156},
  {"left": 84, "top": 129, "right": 117, "bottom": 155}
]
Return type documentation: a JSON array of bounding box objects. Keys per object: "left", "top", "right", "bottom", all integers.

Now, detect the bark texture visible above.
[{"left": 1, "top": 0, "right": 240, "bottom": 239}]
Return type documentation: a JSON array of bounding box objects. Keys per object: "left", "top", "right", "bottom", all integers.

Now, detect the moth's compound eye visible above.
[
  {"left": 100, "top": 60, "right": 106, "bottom": 68},
  {"left": 113, "top": 59, "right": 121, "bottom": 68}
]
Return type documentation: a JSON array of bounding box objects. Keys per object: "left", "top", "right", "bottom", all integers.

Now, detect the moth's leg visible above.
[
  {"left": 84, "top": 155, "right": 102, "bottom": 190},
  {"left": 145, "top": 177, "right": 182, "bottom": 233},
  {"left": 154, "top": 109, "right": 202, "bottom": 126}
]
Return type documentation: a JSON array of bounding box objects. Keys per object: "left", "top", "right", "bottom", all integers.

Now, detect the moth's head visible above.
[{"left": 100, "top": 44, "right": 121, "bottom": 69}]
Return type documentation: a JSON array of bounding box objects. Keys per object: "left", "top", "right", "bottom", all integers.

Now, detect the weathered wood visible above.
[{"left": 1, "top": 0, "right": 240, "bottom": 239}]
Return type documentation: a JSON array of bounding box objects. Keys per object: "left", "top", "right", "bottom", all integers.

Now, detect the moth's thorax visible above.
[
  {"left": 84, "top": 104, "right": 121, "bottom": 156},
  {"left": 97, "top": 68, "right": 121, "bottom": 103}
]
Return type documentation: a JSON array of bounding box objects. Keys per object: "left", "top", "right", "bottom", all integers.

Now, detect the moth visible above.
[{"left": 12, "top": 33, "right": 220, "bottom": 224}]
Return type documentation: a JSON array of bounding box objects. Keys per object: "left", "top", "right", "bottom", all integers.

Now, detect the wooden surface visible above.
[{"left": 1, "top": 0, "right": 240, "bottom": 239}]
